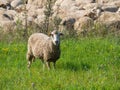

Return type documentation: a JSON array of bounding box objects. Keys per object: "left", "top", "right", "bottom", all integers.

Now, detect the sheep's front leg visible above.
[
  {"left": 28, "top": 61, "right": 31, "bottom": 68},
  {"left": 27, "top": 53, "right": 32, "bottom": 68},
  {"left": 32, "top": 56, "right": 35, "bottom": 62},
  {"left": 27, "top": 52, "right": 35, "bottom": 68},
  {"left": 41, "top": 60, "right": 45, "bottom": 71},
  {"left": 53, "top": 62, "right": 56, "bottom": 69},
  {"left": 46, "top": 62, "right": 50, "bottom": 70}
]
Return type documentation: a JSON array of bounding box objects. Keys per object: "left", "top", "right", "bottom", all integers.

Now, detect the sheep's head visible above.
[{"left": 50, "top": 30, "right": 63, "bottom": 46}]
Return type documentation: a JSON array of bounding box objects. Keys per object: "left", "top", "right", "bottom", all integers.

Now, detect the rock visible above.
[
  {"left": 0, "top": 0, "right": 11, "bottom": 9},
  {"left": 101, "top": 5, "right": 118, "bottom": 12},
  {"left": 26, "top": 4, "right": 45, "bottom": 17},
  {"left": 76, "top": 0, "right": 95, "bottom": 4},
  {"left": 116, "top": 8, "right": 120, "bottom": 14},
  {"left": 0, "top": 10, "right": 12, "bottom": 21},
  {"left": 34, "top": 14, "right": 45, "bottom": 25},
  {"left": 0, "top": 8, "right": 16, "bottom": 32},
  {"left": 96, "top": 12, "right": 120, "bottom": 29},
  {"left": 0, "top": 0, "right": 8, "bottom": 5},
  {"left": 13, "top": 3, "right": 45, "bottom": 26},
  {"left": 15, "top": 4, "right": 26, "bottom": 12},
  {"left": 109, "top": 1, "right": 120, "bottom": 7},
  {"left": 68, "top": 10, "right": 89, "bottom": 19},
  {"left": 4, "top": 10, "right": 17, "bottom": 20},
  {"left": 114, "top": 1, "right": 120, "bottom": 7},
  {"left": 27, "top": 0, "right": 47, "bottom": 8},
  {"left": 53, "top": 0, "right": 100, "bottom": 20},
  {"left": 96, "top": 0, "right": 120, "bottom": 4},
  {"left": 11, "top": 0, "right": 23, "bottom": 8},
  {"left": 53, "top": 0, "right": 76, "bottom": 18},
  {"left": 35, "top": 8, "right": 45, "bottom": 16},
  {"left": 83, "top": 3, "right": 100, "bottom": 10},
  {"left": 74, "top": 17, "right": 94, "bottom": 34},
  {"left": 0, "top": 0, "right": 120, "bottom": 34},
  {"left": 6, "top": 0, "right": 14, "bottom": 2},
  {"left": 14, "top": 12, "right": 25, "bottom": 24},
  {"left": 0, "top": 14, "right": 10, "bottom": 21},
  {"left": 14, "top": 10, "right": 40, "bottom": 27},
  {"left": 60, "top": 17, "right": 75, "bottom": 30},
  {"left": 0, "top": 20, "right": 16, "bottom": 32},
  {"left": 0, "top": 8, "right": 6, "bottom": 14}
]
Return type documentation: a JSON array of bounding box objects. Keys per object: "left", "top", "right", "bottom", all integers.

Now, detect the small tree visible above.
[
  {"left": 43, "top": 0, "right": 61, "bottom": 33},
  {"left": 44, "top": 0, "right": 53, "bottom": 33}
]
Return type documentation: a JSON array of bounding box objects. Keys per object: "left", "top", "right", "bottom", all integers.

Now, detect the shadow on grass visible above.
[{"left": 63, "top": 62, "right": 91, "bottom": 72}]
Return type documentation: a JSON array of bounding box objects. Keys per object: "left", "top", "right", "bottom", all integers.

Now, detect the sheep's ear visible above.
[
  {"left": 48, "top": 32, "right": 52, "bottom": 36},
  {"left": 60, "top": 33, "right": 63, "bottom": 36}
]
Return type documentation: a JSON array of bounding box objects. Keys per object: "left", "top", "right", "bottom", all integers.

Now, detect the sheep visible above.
[{"left": 26, "top": 30, "right": 63, "bottom": 70}]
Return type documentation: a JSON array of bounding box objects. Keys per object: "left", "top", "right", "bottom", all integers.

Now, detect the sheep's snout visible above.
[
  {"left": 50, "top": 30, "right": 63, "bottom": 46},
  {"left": 53, "top": 38, "right": 60, "bottom": 46},
  {"left": 55, "top": 41, "right": 59, "bottom": 45},
  {"left": 51, "top": 34, "right": 60, "bottom": 46}
]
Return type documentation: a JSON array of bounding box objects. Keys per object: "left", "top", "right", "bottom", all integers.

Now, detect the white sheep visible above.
[{"left": 26, "top": 30, "right": 63, "bottom": 70}]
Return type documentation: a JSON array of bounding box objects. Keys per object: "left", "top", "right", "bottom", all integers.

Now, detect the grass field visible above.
[{"left": 0, "top": 37, "right": 120, "bottom": 90}]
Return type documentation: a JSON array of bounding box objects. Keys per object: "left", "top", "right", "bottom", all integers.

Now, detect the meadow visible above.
[{"left": 0, "top": 37, "right": 120, "bottom": 90}]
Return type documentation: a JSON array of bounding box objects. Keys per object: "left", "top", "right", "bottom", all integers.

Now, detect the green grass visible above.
[{"left": 0, "top": 37, "right": 120, "bottom": 90}]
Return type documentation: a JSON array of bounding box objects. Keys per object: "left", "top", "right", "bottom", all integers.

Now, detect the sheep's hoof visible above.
[
  {"left": 27, "top": 64, "right": 30, "bottom": 69},
  {"left": 32, "top": 59, "right": 35, "bottom": 62}
]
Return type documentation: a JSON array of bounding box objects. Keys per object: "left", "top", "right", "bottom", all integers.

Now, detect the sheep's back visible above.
[{"left": 28, "top": 33, "right": 49, "bottom": 57}]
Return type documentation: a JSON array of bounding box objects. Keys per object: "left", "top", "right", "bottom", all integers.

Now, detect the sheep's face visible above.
[{"left": 50, "top": 30, "right": 63, "bottom": 46}]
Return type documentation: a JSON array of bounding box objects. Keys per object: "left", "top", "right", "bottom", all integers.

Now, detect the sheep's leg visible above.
[
  {"left": 27, "top": 53, "right": 34, "bottom": 68},
  {"left": 43, "top": 63, "right": 45, "bottom": 71},
  {"left": 41, "top": 60, "right": 45, "bottom": 71},
  {"left": 32, "top": 56, "right": 35, "bottom": 62},
  {"left": 46, "top": 62, "right": 50, "bottom": 70},
  {"left": 27, "top": 53, "right": 31, "bottom": 68},
  {"left": 53, "top": 62, "right": 56, "bottom": 69},
  {"left": 28, "top": 61, "right": 32, "bottom": 68}
]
